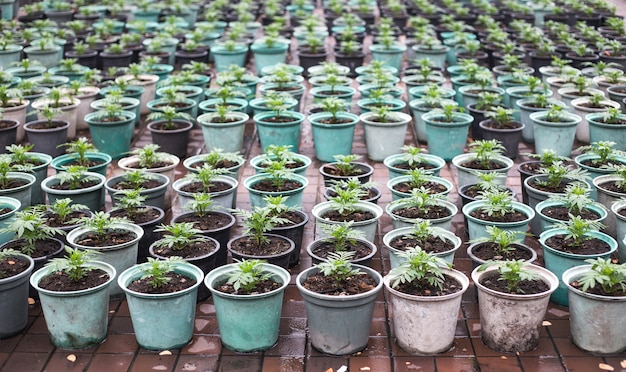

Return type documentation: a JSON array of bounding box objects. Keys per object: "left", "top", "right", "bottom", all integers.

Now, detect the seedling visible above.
[
  {"left": 153, "top": 223, "right": 208, "bottom": 251},
  {"left": 471, "top": 226, "right": 525, "bottom": 256},
  {"left": 552, "top": 215, "right": 605, "bottom": 246},
  {"left": 46, "top": 198, "right": 89, "bottom": 224},
  {"left": 320, "top": 221, "right": 366, "bottom": 252},
  {"left": 139, "top": 257, "right": 185, "bottom": 288},
  {"left": 1, "top": 208, "right": 63, "bottom": 256},
  {"left": 478, "top": 260, "right": 541, "bottom": 294},
  {"left": 46, "top": 247, "right": 102, "bottom": 281},
  {"left": 469, "top": 140, "right": 506, "bottom": 169},
  {"left": 476, "top": 189, "right": 516, "bottom": 218},
  {"left": 331, "top": 154, "right": 362, "bottom": 176},
  {"left": 577, "top": 257, "right": 626, "bottom": 294},
  {"left": 183, "top": 164, "right": 229, "bottom": 192},
  {"left": 58, "top": 137, "right": 98, "bottom": 167},
  {"left": 55, "top": 166, "right": 98, "bottom": 190},
  {"left": 231, "top": 207, "right": 289, "bottom": 246},
  {"left": 388, "top": 246, "right": 451, "bottom": 289},
  {"left": 315, "top": 251, "right": 361, "bottom": 285},
  {"left": 226, "top": 259, "right": 273, "bottom": 293}
]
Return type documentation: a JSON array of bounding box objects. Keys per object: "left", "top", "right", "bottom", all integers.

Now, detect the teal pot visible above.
[
  {"left": 205, "top": 262, "right": 290, "bottom": 352},
  {"left": 147, "top": 119, "right": 193, "bottom": 159},
  {"left": 505, "top": 86, "right": 552, "bottom": 119},
  {"left": 467, "top": 242, "right": 537, "bottom": 270},
  {"left": 478, "top": 120, "right": 525, "bottom": 159},
  {"left": 250, "top": 96, "right": 298, "bottom": 117},
  {"left": 312, "top": 201, "right": 383, "bottom": 242},
  {"left": 183, "top": 155, "right": 245, "bottom": 181},
  {"left": 210, "top": 44, "right": 248, "bottom": 72},
  {"left": 84, "top": 111, "right": 136, "bottom": 159},
  {"left": 422, "top": 111, "right": 473, "bottom": 161},
  {"left": 105, "top": 172, "right": 170, "bottom": 210},
  {"left": 198, "top": 98, "right": 248, "bottom": 114},
  {"left": 0, "top": 196, "right": 19, "bottom": 246},
  {"left": 383, "top": 152, "right": 446, "bottom": 178},
  {"left": 319, "top": 162, "right": 374, "bottom": 187},
  {"left": 258, "top": 83, "right": 306, "bottom": 112},
  {"left": 0, "top": 45, "right": 23, "bottom": 69},
  {"left": 250, "top": 41, "right": 290, "bottom": 74},
  {"left": 611, "top": 199, "right": 626, "bottom": 263},
  {"left": 408, "top": 98, "right": 458, "bottom": 143},
  {"left": 253, "top": 111, "right": 305, "bottom": 153},
  {"left": 411, "top": 44, "right": 450, "bottom": 69},
  {"left": 23, "top": 119, "right": 70, "bottom": 157},
  {"left": 607, "top": 85, "right": 626, "bottom": 112},
  {"left": 119, "top": 260, "right": 203, "bottom": 350},
  {"left": 384, "top": 267, "right": 467, "bottom": 355},
  {"left": 369, "top": 44, "right": 407, "bottom": 71},
  {"left": 23, "top": 45, "right": 61, "bottom": 68},
  {"left": 51, "top": 152, "right": 111, "bottom": 177},
  {"left": 594, "top": 175, "right": 626, "bottom": 237},
  {"left": 401, "top": 74, "right": 446, "bottom": 91},
  {"left": 536, "top": 199, "right": 608, "bottom": 233},
  {"left": 296, "top": 264, "right": 383, "bottom": 355},
  {"left": 357, "top": 84, "right": 403, "bottom": 99},
  {"left": 171, "top": 211, "right": 236, "bottom": 268},
  {"left": 451, "top": 152, "right": 514, "bottom": 188},
  {"left": 383, "top": 227, "right": 461, "bottom": 269},
  {"left": 68, "top": 222, "right": 144, "bottom": 297},
  {"left": 387, "top": 174, "right": 453, "bottom": 201},
  {"left": 132, "top": 9, "right": 160, "bottom": 22},
  {"left": 30, "top": 261, "right": 116, "bottom": 349},
  {"left": 322, "top": 187, "right": 381, "bottom": 205},
  {"left": 147, "top": 98, "right": 197, "bottom": 118},
  {"left": 308, "top": 75, "right": 352, "bottom": 88},
  {"left": 143, "top": 64, "right": 175, "bottom": 82},
  {"left": 355, "top": 65, "right": 398, "bottom": 76},
  {"left": 4, "top": 66, "right": 46, "bottom": 79},
  {"left": 458, "top": 86, "right": 506, "bottom": 110},
  {"left": 571, "top": 97, "right": 620, "bottom": 144},
  {"left": 557, "top": 87, "right": 604, "bottom": 109},
  {"left": 529, "top": 110, "right": 581, "bottom": 157},
  {"left": 359, "top": 111, "right": 412, "bottom": 161},
  {"left": 309, "top": 85, "right": 356, "bottom": 103},
  {"left": 0, "top": 251, "right": 33, "bottom": 338},
  {"left": 357, "top": 98, "right": 406, "bottom": 114},
  {"left": 117, "top": 153, "right": 180, "bottom": 188},
  {"left": 91, "top": 96, "right": 141, "bottom": 126},
  {"left": 172, "top": 175, "right": 238, "bottom": 210},
  {"left": 109, "top": 205, "right": 164, "bottom": 265},
  {"left": 564, "top": 265, "right": 626, "bottom": 354},
  {"left": 17, "top": 152, "right": 51, "bottom": 206},
  {"left": 306, "top": 237, "right": 377, "bottom": 267},
  {"left": 472, "top": 263, "right": 558, "bottom": 353},
  {"left": 540, "top": 228, "right": 617, "bottom": 306},
  {"left": 587, "top": 112, "right": 626, "bottom": 151},
  {"left": 386, "top": 199, "right": 458, "bottom": 231},
  {"left": 575, "top": 153, "right": 625, "bottom": 200},
  {"left": 309, "top": 112, "right": 358, "bottom": 162},
  {"left": 41, "top": 171, "right": 106, "bottom": 212},
  {"left": 243, "top": 173, "right": 309, "bottom": 209},
  {"left": 0, "top": 172, "right": 35, "bottom": 210},
  {"left": 26, "top": 74, "right": 70, "bottom": 89},
  {"left": 517, "top": 98, "right": 567, "bottom": 143},
  {"left": 228, "top": 234, "right": 295, "bottom": 269},
  {"left": 269, "top": 210, "right": 309, "bottom": 268},
  {"left": 462, "top": 200, "right": 535, "bottom": 241},
  {"left": 524, "top": 175, "right": 592, "bottom": 236},
  {"left": 142, "top": 37, "right": 179, "bottom": 65},
  {"left": 156, "top": 85, "right": 204, "bottom": 116},
  {"left": 197, "top": 111, "right": 250, "bottom": 153},
  {"left": 408, "top": 85, "right": 455, "bottom": 102},
  {"left": 116, "top": 74, "right": 160, "bottom": 115},
  {"left": 0, "top": 0, "right": 15, "bottom": 20}
]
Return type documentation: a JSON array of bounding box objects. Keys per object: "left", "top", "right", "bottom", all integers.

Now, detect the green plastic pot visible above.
[
  {"left": 540, "top": 228, "right": 617, "bottom": 306},
  {"left": 18, "top": 152, "right": 51, "bottom": 206},
  {"left": 383, "top": 152, "right": 446, "bottom": 178},
  {"left": 205, "top": 262, "right": 290, "bottom": 352},
  {"left": 0, "top": 172, "right": 35, "bottom": 210},
  {"left": 243, "top": 173, "right": 309, "bottom": 209},
  {"left": 51, "top": 152, "right": 112, "bottom": 177},
  {"left": 41, "top": 171, "right": 106, "bottom": 212},
  {"left": 369, "top": 44, "right": 407, "bottom": 71},
  {"left": 422, "top": 111, "right": 473, "bottom": 161},
  {"left": 0, "top": 251, "right": 33, "bottom": 338},
  {"left": 105, "top": 172, "right": 170, "bottom": 210},
  {"left": 172, "top": 175, "right": 238, "bottom": 211},
  {"left": 309, "top": 112, "right": 358, "bottom": 162},
  {"left": 210, "top": 44, "right": 248, "bottom": 72},
  {"left": 250, "top": 41, "right": 290, "bottom": 74},
  {"left": 253, "top": 111, "right": 305, "bottom": 153},
  {"left": 84, "top": 110, "right": 136, "bottom": 159},
  {"left": 529, "top": 110, "right": 581, "bottom": 157},
  {"left": 119, "top": 261, "right": 204, "bottom": 350},
  {"left": 462, "top": 200, "right": 535, "bottom": 241},
  {"left": 382, "top": 227, "right": 461, "bottom": 269},
  {"left": 0, "top": 196, "right": 19, "bottom": 246},
  {"left": 296, "top": 265, "right": 383, "bottom": 355},
  {"left": 197, "top": 111, "right": 250, "bottom": 153},
  {"left": 587, "top": 112, "right": 626, "bottom": 151},
  {"left": 30, "top": 261, "right": 116, "bottom": 349}
]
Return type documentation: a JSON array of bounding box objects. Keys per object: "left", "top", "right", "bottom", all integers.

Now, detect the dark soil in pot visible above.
[
  {"left": 388, "top": 235, "right": 454, "bottom": 253},
  {"left": 180, "top": 181, "right": 232, "bottom": 193},
  {"left": 310, "top": 240, "right": 373, "bottom": 260},
  {"left": 37, "top": 269, "right": 110, "bottom": 292},
  {"left": 392, "top": 205, "right": 451, "bottom": 219},
  {"left": 73, "top": 229, "right": 137, "bottom": 247},
  {"left": 469, "top": 210, "right": 528, "bottom": 223},
  {"left": 0, "top": 254, "right": 31, "bottom": 278},
  {"left": 479, "top": 271, "right": 550, "bottom": 294},
  {"left": 392, "top": 181, "right": 448, "bottom": 194},
  {"left": 393, "top": 274, "right": 463, "bottom": 296},
  {"left": 127, "top": 272, "right": 196, "bottom": 294},
  {"left": 321, "top": 209, "right": 375, "bottom": 222},
  {"left": 541, "top": 206, "right": 601, "bottom": 221},
  {"left": 470, "top": 242, "right": 535, "bottom": 261},
  {"left": 249, "top": 179, "right": 303, "bottom": 192},
  {"left": 301, "top": 272, "right": 378, "bottom": 295},
  {"left": 544, "top": 235, "right": 612, "bottom": 255}
]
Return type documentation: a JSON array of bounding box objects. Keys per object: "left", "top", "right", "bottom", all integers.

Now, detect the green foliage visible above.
[
  {"left": 153, "top": 223, "right": 207, "bottom": 251},
  {"left": 535, "top": 161, "right": 588, "bottom": 188},
  {"left": 314, "top": 251, "right": 361, "bottom": 285},
  {"left": 577, "top": 257, "right": 626, "bottom": 294},
  {"left": 577, "top": 141, "right": 623, "bottom": 165},
  {"left": 388, "top": 246, "right": 450, "bottom": 289},
  {"left": 476, "top": 189, "right": 516, "bottom": 217},
  {"left": 404, "top": 168, "right": 435, "bottom": 189},
  {"left": 331, "top": 154, "right": 361, "bottom": 176},
  {"left": 55, "top": 165, "right": 97, "bottom": 190},
  {"left": 183, "top": 192, "right": 216, "bottom": 217},
  {"left": 231, "top": 207, "right": 289, "bottom": 246},
  {"left": 139, "top": 257, "right": 185, "bottom": 288},
  {"left": 183, "top": 164, "right": 229, "bottom": 192},
  {"left": 320, "top": 221, "right": 366, "bottom": 251},
  {"left": 47, "top": 198, "right": 88, "bottom": 223},
  {"left": 226, "top": 259, "right": 273, "bottom": 293},
  {"left": 478, "top": 260, "right": 540, "bottom": 294},
  {"left": 390, "top": 187, "right": 445, "bottom": 212},
  {"left": 46, "top": 247, "right": 102, "bottom": 282},
  {"left": 470, "top": 226, "right": 524, "bottom": 256},
  {"left": 73, "top": 211, "right": 130, "bottom": 238},
  {"left": 548, "top": 183, "right": 595, "bottom": 215},
  {"left": 469, "top": 139, "right": 505, "bottom": 168},
  {"left": 59, "top": 137, "right": 97, "bottom": 167},
  {"left": 2, "top": 208, "right": 62, "bottom": 255},
  {"left": 552, "top": 214, "right": 604, "bottom": 246},
  {"left": 129, "top": 144, "right": 166, "bottom": 168}
]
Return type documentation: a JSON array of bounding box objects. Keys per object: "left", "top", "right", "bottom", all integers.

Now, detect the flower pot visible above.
[
  {"left": 30, "top": 261, "right": 116, "bottom": 349},
  {"left": 0, "top": 196, "right": 20, "bottom": 246},
  {"left": 535, "top": 199, "right": 608, "bottom": 232},
  {"left": 172, "top": 175, "right": 238, "bottom": 211},
  {"left": 183, "top": 155, "right": 245, "bottom": 181},
  {"left": 318, "top": 161, "right": 374, "bottom": 186},
  {"left": 312, "top": 201, "right": 383, "bottom": 242},
  {"left": 408, "top": 98, "right": 457, "bottom": 143},
  {"left": 529, "top": 110, "right": 581, "bottom": 157},
  {"left": 472, "top": 263, "right": 558, "bottom": 353},
  {"left": 384, "top": 267, "right": 468, "bottom": 354},
  {"left": 84, "top": 110, "right": 137, "bottom": 159},
  {"left": 31, "top": 97, "right": 80, "bottom": 140},
  {"left": 228, "top": 234, "right": 295, "bottom": 269},
  {"left": 243, "top": 173, "right": 309, "bottom": 209},
  {"left": 517, "top": 98, "right": 568, "bottom": 143},
  {"left": 147, "top": 120, "right": 193, "bottom": 159},
  {"left": 296, "top": 264, "right": 383, "bottom": 355},
  {"left": 563, "top": 265, "right": 626, "bottom": 354},
  {"left": 422, "top": 111, "right": 473, "bottom": 161},
  {"left": 42, "top": 171, "right": 106, "bottom": 212},
  {"left": 462, "top": 200, "right": 535, "bottom": 241},
  {"left": 116, "top": 74, "right": 160, "bottom": 114},
  {"left": 383, "top": 152, "right": 446, "bottom": 179},
  {"left": 2, "top": 99, "right": 29, "bottom": 143},
  {"left": 540, "top": 228, "right": 617, "bottom": 306},
  {"left": 587, "top": 112, "right": 626, "bottom": 151},
  {"left": 105, "top": 172, "right": 170, "bottom": 210},
  {"left": 571, "top": 97, "right": 621, "bottom": 144},
  {"left": 385, "top": 199, "right": 458, "bottom": 230},
  {"left": 250, "top": 41, "right": 290, "bottom": 74},
  {"left": 51, "top": 152, "right": 112, "bottom": 177},
  {"left": 269, "top": 210, "right": 308, "bottom": 268},
  {"left": 23, "top": 119, "right": 70, "bottom": 157},
  {"left": 205, "top": 263, "right": 290, "bottom": 352},
  {"left": 478, "top": 120, "right": 525, "bottom": 159},
  {"left": 611, "top": 199, "right": 626, "bottom": 263},
  {"left": 250, "top": 153, "right": 311, "bottom": 176},
  {"left": 0, "top": 252, "right": 34, "bottom": 338},
  {"left": 594, "top": 175, "right": 626, "bottom": 237},
  {"left": 451, "top": 153, "right": 514, "bottom": 188},
  {"left": 67, "top": 222, "right": 144, "bottom": 297},
  {"left": 91, "top": 96, "right": 141, "bottom": 126},
  {"left": 210, "top": 44, "right": 248, "bottom": 72},
  {"left": 119, "top": 261, "right": 204, "bottom": 350},
  {"left": 309, "top": 112, "right": 358, "bottom": 162},
  {"left": 0, "top": 119, "right": 18, "bottom": 154},
  {"left": 369, "top": 44, "right": 407, "bottom": 71},
  {"left": 383, "top": 227, "right": 462, "bottom": 268},
  {"left": 253, "top": 111, "right": 305, "bottom": 153},
  {"left": 467, "top": 242, "right": 537, "bottom": 270},
  {"left": 387, "top": 174, "right": 453, "bottom": 200},
  {"left": 360, "top": 111, "right": 412, "bottom": 161},
  {"left": 197, "top": 111, "right": 250, "bottom": 153},
  {"left": 110, "top": 206, "right": 164, "bottom": 265},
  {"left": 0, "top": 172, "right": 35, "bottom": 210},
  {"left": 306, "top": 237, "right": 377, "bottom": 267}
]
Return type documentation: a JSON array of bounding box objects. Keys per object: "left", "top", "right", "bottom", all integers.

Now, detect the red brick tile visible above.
[
  {"left": 353, "top": 337, "right": 390, "bottom": 358},
  {"left": 471, "top": 338, "right": 509, "bottom": 357},
  {"left": 440, "top": 337, "right": 475, "bottom": 357},
  {"left": 129, "top": 354, "right": 177, "bottom": 372},
  {"left": 279, "top": 317, "right": 307, "bottom": 336},
  {"left": 181, "top": 335, "right": 221, "bottom": 355},
  {"left": 194, "top": 316, "right": 219, "bottom": 334},
  {"left": 174, "top": 355, "right": 220, "bottom": 371},
  {"left": 96, "top": 334, "right": 138, "bottom": 353},
  {"left": 261, "top": 356, "right": 304, "bottom": 371},
  {"left": 0, "top": 335, "right": 21, "bottom": 352},
  {"left": 43, "top": 350, "right": 92, "bottom": 371},
  {"left": 218, "top": 355, "right": 263, "bottom": 371},
  {"left": 86, "top": 354, "right": 134, "bottom": 372},
  {"left": 15, "top": 333, "right": 54, "bottom": 353},
  {"left": 27, "top": 316, "right": 48, "bottom": 334},
  {"left": 350, "top": 356, "right": 393, "bottom": 371},
  {"left": 544, "top": 319, "right": 571, "bottom": 338},
  {"left": 475, "top": 356, "right": 522, "bottom": 372},
  {"left": 519, "top": 356, "right": 565, "bottom": 371},
  {"left": 305, "top": 356, "right": 348, "bottom": 372},
  {"left": 262, "top": 336, "right": 306, "bottom": 357},
  {"left": 518, "top": 337, "right": 558, "bottom": 357},
  {"left": 393, "top": 356, "right": 435, "bottom": 372},
  {"left": 435, "top": 357, "right": 480, "bottom": 372},
  {"left": 109, "top": 316, "right": 134, "bottom": 334},
  {"left": 561, "top": 356, "right": 607, "bottom": 372},
  {"left": 2, "top": 352, "right": 49, "bottom": 371},
  {"left": 553, "top": 338, "right": 590, "bottom": 357}
]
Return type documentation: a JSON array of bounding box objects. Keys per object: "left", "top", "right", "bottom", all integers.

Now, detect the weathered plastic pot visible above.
[
  {"left": 23, "top": 119, "right": 70, "bottom": 157},
  {"left": 383, "top": 152, "right": 446, "bottom": 179},
  {"left": 383, "top": 227, "right": 462, "bottom": 269},
  {"left": 0, "top": 196, "right": 20, "bottom": 246},
  {"left": 386, "top": 199, "right": 458, "bottom": 231},
  {"left": 119, "top": 261, "right": 204, "bottom": 350},
  {"left": 540, "top": 228, "right": 617, "bottom": 306},
  {"left": 422, "top": 112, "right": 473, "bottom": 161},
  {"left": 205, "top": 263, "right": 290, "bottom": 352},
  {"left": 360, "top": 111, "right": 412, "bottom": 161},
  {"left": 462, "top": 200, "right": 535, "bottom": 241},
  {"left": 250, "top": 153, "right": 311, "bottom": 177},
  {"left": 472, "top": 263, "right": 558, "bottom": 353},
  {"left": 84, "top": 111, "right": 136, "bottom": 159},
  {"left": 243, "top": 173, "right": 309, "bottom": 209},
  {"left": 594, "top": 175, "right": 626, "bottom": 237},
  {"left": 0, "top": 172, "right": 35, "bottom": 210},
  {"left": 172, "top": 175, "right": 238, "bottom": 211},
  {"left": 41, "top": 171, "right": 106, "bottom": 212},
  {"left": 197, "top": 111, "right": 249, "bottom": 153},
  {"left": 306, "top": 237, "right": 377, "bottom": 267},
  {"left": 309, "top": 112, "right": 358, "bottom": 162},
  {"left": 67, "top": 222, "right": 144, "bottom": 297},
  {"left": 30, "top": 261, "right": 116, "bottom": 349},
  {"left": 564, "top": 265, "right": 626, "bottom": 354},
  {"left": 253, "top": 111, "right": 305, "bottom": 153},
  {"left": 451, "top": 153, "right": 514, "bottom": 188},
  {"left": 296, "top": 265, "right": 383, "bottom": 355},
  {"left": 105, "top": 172, "right": 170, "bottom": 210},
  {"left": 611, "top": 199, "right": 626, "bottom": 263},
  {"left": 0, "top": 252, "right": 34, "bottom": 338},
  {"left": 51, "top": 152, "right": 111, "bottom": 177},
  {"left": 535, "top": 199, "right": 608, "bottom": 233},
  {"left": 384, "top": 268, "right": 468, "bottom": 354},
  {"left": 529, "top": 111, "right": 581, "bottom": 157},
  {"left": 587, "top": 112, "right": 626, "bottom": 151},
  {"left": 312, "top": 201, "right": 383, "bottom": 242},
  {"left": 387, "top": 174, "right": 453, "bottom": 201}
]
